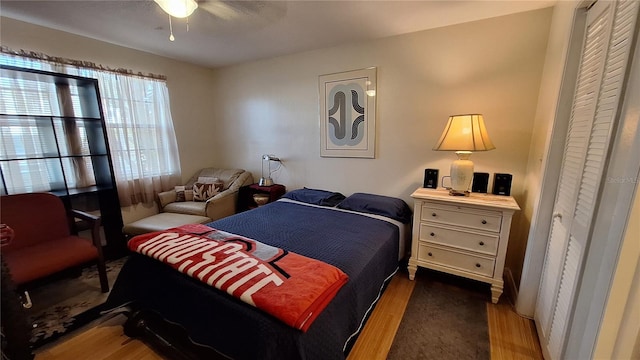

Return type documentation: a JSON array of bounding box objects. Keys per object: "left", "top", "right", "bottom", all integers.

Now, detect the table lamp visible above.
[
  {"left": 259, "top": 154, "right": 280, "bottom": 186},
  {"left": 433, "top": 114, "right": 495, "bottom": 196}
]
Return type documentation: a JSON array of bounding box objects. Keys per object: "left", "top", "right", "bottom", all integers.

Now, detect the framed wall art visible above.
[{"left": 318, "top": 67, "right": 376, "bottom": 158}]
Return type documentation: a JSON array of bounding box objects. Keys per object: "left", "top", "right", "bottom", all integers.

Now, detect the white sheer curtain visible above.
[
  {"left": 87, "top": 71, "right": 182, "bottom": 206},
  {"left": 0, "top": 54, "right": 181, "bottom": 206}
]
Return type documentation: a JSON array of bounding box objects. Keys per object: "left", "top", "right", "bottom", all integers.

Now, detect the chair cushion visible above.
[
  {"left": 3, "top": 236, "right": 98, "bottom": 285},
  {"left": 163, "top": 201, "right": 207, "bottom": 216},
  {"left": 122, "top": 213, "right": 212, "bottom": 236}
]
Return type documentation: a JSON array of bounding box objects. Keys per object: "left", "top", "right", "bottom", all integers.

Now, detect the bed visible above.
[{"left": 104, "top": 189, "right": 411, "bottom": 360}]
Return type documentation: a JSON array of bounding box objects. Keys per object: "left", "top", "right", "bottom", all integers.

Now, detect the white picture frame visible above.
[{"left": 319, "top": 67, "right": 376, "bottom": 158}]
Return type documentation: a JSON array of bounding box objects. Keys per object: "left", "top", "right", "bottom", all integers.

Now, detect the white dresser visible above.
[{"left": 408, "top": 188, "right": 520, "bottom": 303}]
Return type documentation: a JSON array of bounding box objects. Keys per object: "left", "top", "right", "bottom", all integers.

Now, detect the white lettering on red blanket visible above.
[
  {"left": 128, "top": 224, "right": 349, "bottom": 332},
  {"left": 136, "top": 232, "right": 283, "bottom": 305}
]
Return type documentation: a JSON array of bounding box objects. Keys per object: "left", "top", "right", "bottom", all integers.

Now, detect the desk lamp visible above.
[{"left": 259, "top": 154, "right": 280, "bottom": 186}]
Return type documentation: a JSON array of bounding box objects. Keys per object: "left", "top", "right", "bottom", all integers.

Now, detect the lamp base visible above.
[
  {"left": 449, "top": 151, "right": 474, "bottom": 195},
  {"left": 448, "top": 189, "right": 470, "bottom": 196},
  {"left": 258, "top": 177, "right": 274, "bottom": 187}
]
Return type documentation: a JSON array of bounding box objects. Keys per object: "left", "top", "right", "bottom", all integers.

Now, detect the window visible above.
[{"left": 0, "top": 54, "right": 181, "bottom": 205}]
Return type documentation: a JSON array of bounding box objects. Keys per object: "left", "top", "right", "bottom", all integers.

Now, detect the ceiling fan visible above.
[
  {"left": 153, "top": 0, "right": 284, "bottom": 41},
  {"left": 154, "top": 0, "right": 198, "bottom": 41},
  {"left": 154, "top": 0, "right": 199, "bottom": 19}
]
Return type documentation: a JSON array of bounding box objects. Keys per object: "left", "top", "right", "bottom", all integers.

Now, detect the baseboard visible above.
[
  {"left": 503, "top": 267, "right": 537, "bottom": 320},
  {"left": 503, "top": 267, "right": 518, "bottom": 307}
]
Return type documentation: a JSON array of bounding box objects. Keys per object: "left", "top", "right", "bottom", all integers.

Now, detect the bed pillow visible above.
[
  {"left": 282, "top": 188, "right": 346, "bottom": 207},
  {"left": 337, "top": 193, "right": 412, "bottom": 223}
]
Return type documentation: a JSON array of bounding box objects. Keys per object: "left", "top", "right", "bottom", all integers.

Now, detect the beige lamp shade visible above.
[
  {"left": 433, "top": 114, "right": 495, "bottom": 195},
  {"left": 433, "top": 114, "right": 495, "bottom": 151}
]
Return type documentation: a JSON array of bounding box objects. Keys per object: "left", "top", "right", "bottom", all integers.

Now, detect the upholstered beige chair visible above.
[{"left": 158, "top": 168, "right": 254, "bottom": 221}]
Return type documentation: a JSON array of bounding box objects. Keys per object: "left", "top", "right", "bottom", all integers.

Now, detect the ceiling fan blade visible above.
[{"left": 197, "top": 0, "right": 286, "bottom": 23}]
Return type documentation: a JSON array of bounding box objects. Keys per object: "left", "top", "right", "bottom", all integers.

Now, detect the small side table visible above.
[{"left": 237, "top": 184, "right": 286, "bottom": 212}]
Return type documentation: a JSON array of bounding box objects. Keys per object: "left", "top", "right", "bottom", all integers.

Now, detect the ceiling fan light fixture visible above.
[{"left": 154, "top": 0, "right": 198, "bottom": 18}]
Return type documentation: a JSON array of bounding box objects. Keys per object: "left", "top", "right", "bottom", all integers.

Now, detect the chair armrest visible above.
[
  {"left": 203, "top": 171, "right": 254, "bottom": 220},
  {"left": 228, "top": 171, "right": 254, "bottom": 192},
  {"left": 72, "top": 209, "right": 109, "bottom": 292},
  {"left": 71, "top": 209, "right": 102, "bottom": 249},
  {"left": 158, "top": 189, "right": 177, "bottom": 209},
  {"left": 204, "top": 172, "right": 252, "bottom": 205},
  {"left": 204, "top": 189, "right": 237, "bottom": 220},
  {"left": 72, "top": 209, "right": 100, "bottom": 223}
]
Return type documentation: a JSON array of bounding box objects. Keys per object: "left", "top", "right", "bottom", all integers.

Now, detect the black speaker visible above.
[
  {"left": 492, "top": 173, "right": 513, "bottom": 196},
  {"left": 471, "top": 172, "right": 489, "bottom": 193},
  {"left": 423, "top": 169, "right": 439, "bottom": 189}
]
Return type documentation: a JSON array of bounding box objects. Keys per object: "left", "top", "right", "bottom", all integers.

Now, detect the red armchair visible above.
[{"left": 0, "top": 193, "right": 108, "bottom": 293}]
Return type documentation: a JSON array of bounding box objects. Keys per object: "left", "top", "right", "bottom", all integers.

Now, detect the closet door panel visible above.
[{"left": 537, "top": 3, "right": 612, "bottom": 351}]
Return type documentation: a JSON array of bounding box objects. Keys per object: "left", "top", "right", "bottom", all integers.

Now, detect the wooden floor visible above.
[{"left": 34, "top": 274, "right": 543, "bottom": 360}]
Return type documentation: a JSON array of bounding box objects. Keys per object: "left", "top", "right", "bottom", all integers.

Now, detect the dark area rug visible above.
[
  {"left": 387, "top": 269, "right": 490, "bottom": 360},
  {"left": 26, "top": 256, "right": 127, "bottom": 348}
]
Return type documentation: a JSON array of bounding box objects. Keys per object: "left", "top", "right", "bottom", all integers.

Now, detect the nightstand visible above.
[
  {"left": 408, "top": 187, "right": 520, "bottom": 303},
  {"left": 237, "top": 184, "right": 286, "bottom": 212}
]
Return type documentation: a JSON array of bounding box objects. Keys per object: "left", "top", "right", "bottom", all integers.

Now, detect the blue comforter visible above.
[{"left": 105, "top": 200, "right": 400, "bottom": 360}]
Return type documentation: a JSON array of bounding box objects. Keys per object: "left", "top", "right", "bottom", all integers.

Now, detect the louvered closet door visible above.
[{"left": 535, "top": 1, "right": 639, "bottom": 359}]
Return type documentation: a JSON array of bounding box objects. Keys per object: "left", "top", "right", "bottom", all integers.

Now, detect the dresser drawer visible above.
[
  {"left": 417, "top": 243, "right": 495, "bottom": 277},
  {"left": 421, "top": 203, "right": 502, "bottom": 232},
  {"left": 418, "top": 223, "right": 499, "bottom": 256}
]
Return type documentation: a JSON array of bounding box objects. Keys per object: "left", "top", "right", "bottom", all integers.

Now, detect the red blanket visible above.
[{"left": 128, "top": 224, "right": 349, "bottom": 332}]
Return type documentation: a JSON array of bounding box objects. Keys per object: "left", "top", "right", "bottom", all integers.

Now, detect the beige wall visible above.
[
  {"left": 210, "top": 8, "right": 552, "bottom": 281},
  {"left": 1, "top": 8, "right": 553, "bottom": 278}
]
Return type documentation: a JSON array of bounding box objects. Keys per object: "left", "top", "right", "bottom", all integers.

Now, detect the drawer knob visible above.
[
  {"left": 479, "top": 241, "right": 485, "bottom": 246},
  {"left": 430, "top": 232, "right": 435, "bottom": 237},
  {"left": 431, "top": 212, "right": 437, "bottom": 217},
  {"left": 475, "top": 263, "right": 481, "bottom": 268},
  {"left": 428, "top": 252, "right": 433, "bottom": 257},
  {"left": 481, "top": 220, "right": 487, "bottom": 225}
]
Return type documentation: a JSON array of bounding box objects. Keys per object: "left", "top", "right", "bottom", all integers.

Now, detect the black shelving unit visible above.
[{"left": 0, "top": 65, "right": 125, "bottom": 258}]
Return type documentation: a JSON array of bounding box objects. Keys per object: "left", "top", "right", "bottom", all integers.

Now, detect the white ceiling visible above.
[{"left": 0, "top": 0, "right": 556, "bottom": 69}]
